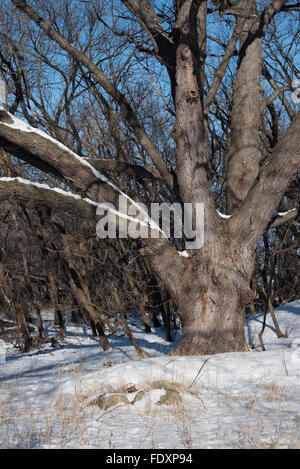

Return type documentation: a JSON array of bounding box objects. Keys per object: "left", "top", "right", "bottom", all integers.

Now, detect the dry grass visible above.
[
  {"left": 1, "top": 366, "right": 300, "bottom": 449},
  {"left": 0, "top": 362, "right": 101, "bottom": 448}
]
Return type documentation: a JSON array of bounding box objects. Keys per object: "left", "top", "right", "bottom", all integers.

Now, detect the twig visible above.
[
  {"left": 96, "top": 402, "right": 127, "bottom": 422},
  {"left": 189, "top": 358, "right": 210, "bottom": 388},
  {"left": 188, "top": 389, "right": 207, "bottom": 410},
  {"left": 281, "top": 351, "right": 289, "bottom": 376}
]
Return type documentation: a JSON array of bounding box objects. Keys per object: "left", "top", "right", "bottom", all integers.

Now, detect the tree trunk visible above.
[
  {"left": 175, "top": 282, "right": 250, "bottom": 355},
  {"left": 148, "top": 238, "right": 254, "bottom": 355}
]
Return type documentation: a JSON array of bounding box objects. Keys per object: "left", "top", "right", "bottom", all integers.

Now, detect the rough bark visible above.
[
  {"left": 226, "top": 6, "right": 263, "bottom": 214},
  {"left": 226, "top": 0, "right": 291, "bottom": 214},
  {"left": 230, "top": 110, "right": 300, "bottom": 252},
  {"left": 170, "top": 239, "right": 252, "bottom": 355}
]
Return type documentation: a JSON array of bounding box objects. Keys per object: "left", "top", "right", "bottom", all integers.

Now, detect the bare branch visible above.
[
  {"left": 84, "top": 158, "right": 163, "bottom": 183},
  {"left": 260, "top": 0, "right": 295, "bottom": 31},
  {"left": 262, "top": 62, "right": 295, "bottom": 120},
  {"left": 269, "top": 208, "right": 298, "bottom": 228},
  {"left": 204, "top": 17, "right": 246, "bottom": 114},
  {"left": 260, "top": 86, "right": 291, "bottom": 113},
  {"left": 120, "top": 0, "right": 176, "bottom": 89},
  {"left": 280, "top": 3, "right": 300, "bottom": 11}
]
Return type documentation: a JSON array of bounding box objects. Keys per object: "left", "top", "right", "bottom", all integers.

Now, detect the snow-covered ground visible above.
[{"left": 0, "top": 301, "right": 300, "bottom": 449}]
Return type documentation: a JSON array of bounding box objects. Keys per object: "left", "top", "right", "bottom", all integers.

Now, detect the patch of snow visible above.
[
  {"left": 277, "top": 208, "right": 297, "bottom": 217},
  {"left": 178, "top": 250, "right": 189, "bottom": 257},
  {"left": 1, "top": 295, "right": 300, "bottom": 449},
  {"left": 217, "top": 210, "right": 231, "bottom": 219}
]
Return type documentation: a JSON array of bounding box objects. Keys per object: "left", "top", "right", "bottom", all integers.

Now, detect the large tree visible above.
[{"left": 0, "top": 0, "right": 299, "bottom": 355}]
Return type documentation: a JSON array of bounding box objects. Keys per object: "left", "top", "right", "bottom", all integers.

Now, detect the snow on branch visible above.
[
  {"left": 0, "top": 107, "right": 108, "bottom": 182},
  {"left": 0, "top": 108, "right": 181, "bottom": 256},
  {"left": 270, "top": 208, "right": 298, "bottom": 228},
  {"left": 0, "top": 108, "right": 166, "bottom": 234},
  {"left": 0, "top": 177, "right": 98, "bottom": 219}
]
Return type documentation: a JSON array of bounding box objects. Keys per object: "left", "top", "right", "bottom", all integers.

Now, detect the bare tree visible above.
[{"left": 0, "top": 0, "right": 299, "bottom": 355}]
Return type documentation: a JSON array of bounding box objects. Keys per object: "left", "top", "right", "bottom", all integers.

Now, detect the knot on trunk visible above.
[
  {"left": 238, "top": 288, "right": 254, "bottom": 309},
  {"left": 181, "top": 46, "right": 192, "bottom": 62},
  {"left": 187, "top": 89, "right": 199, "bottom": 101}
]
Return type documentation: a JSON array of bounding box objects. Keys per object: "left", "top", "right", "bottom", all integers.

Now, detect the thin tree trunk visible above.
[
  {"left": 258, "top": 300, "right": 268, "bottom": 351},
  {"left": 36, "top": 306, "right": 46, "bottom": 340},
  {"left": 268, "top": 298, "right": 285, "bottom": 339},
  {"left": 48, "top": 268, "right": 65, "bottom": 336},
  {"left": 61, "top": 235, "right": 110, "bottom": 351}
]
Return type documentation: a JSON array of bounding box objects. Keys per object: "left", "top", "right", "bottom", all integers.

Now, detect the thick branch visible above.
[
  {"left": 226, "top": 0, "right": 291, "bottom": 214},
  {"left": 0, "top": 108, "right": 182, "bottom": 261},
  {"left": 0, "top": 116, "right": 186, "bottom": 294},
  {"left": 226, "top": 10, "right": 263, "bottom": 214},
  {"left": 0, "top": 109, "right": 123, "bottom": 206},
  {"left": 84, "top": 158, "right": 163, "bottom": 183},
  {"left": 174, "top": 0, "right": 209, "bottom": 204},
  {"left": 230, "top": 111, "right": 300, "bottom": 249},
  {"left": 269, "top": 208, "right": 298, "bottom": 228}
]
